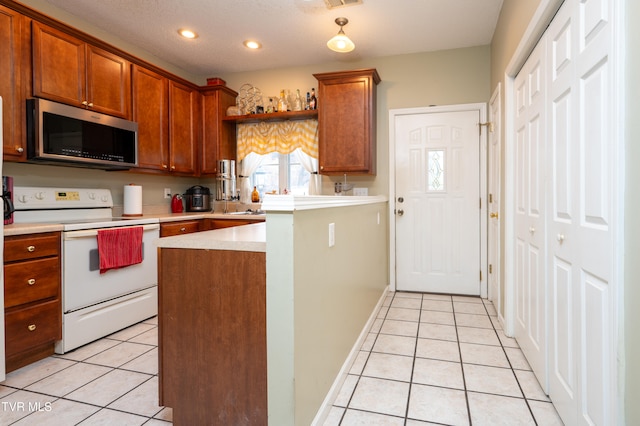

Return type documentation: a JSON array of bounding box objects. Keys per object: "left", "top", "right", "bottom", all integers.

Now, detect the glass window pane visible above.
[
  {"left": 250, "top": 151, "right": 311, "bottom": 196},
  {"left": 428, "top": 149, "right": 445, "bottom": 191},
  {"left": 252, "top": 152, "right": 280, "bottom": 197},
  {"left": 289, "top": 150, "right": 310, "bottom": 196}
]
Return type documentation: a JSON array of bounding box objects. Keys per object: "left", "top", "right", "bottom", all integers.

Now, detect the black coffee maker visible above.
[{"left": 2, "top": 176, "right": 15, "bottom": 225}]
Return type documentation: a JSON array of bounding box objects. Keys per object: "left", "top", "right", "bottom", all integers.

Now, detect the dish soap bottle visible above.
[{"left": 251, "top": 186, "right": 260, "bottom": 203}]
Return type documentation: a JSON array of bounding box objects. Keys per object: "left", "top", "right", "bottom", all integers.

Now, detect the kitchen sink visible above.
[{"left": 227, "top": 210, "right": 265, "bottom": 215}]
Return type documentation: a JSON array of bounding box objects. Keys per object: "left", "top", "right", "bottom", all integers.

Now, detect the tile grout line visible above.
[
  {"left": 482, "top": 300, "right": 540, "bottom": 425},
  {"left": 452, "top": 296, "right": 474, "bottom": 426},
  {"left": 402, "top": 292, "right": 424, "bottom": 425},
  {"left": 336, "top": 291, "right": 395, "bottom": 424},
  {"left": 2, "top": 320, "right": 169, "bottom": 425}
]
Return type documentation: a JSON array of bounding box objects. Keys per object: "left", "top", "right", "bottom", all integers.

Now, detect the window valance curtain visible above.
[{"left": 236, "top": 119, "right": 319, "bottom": 161}]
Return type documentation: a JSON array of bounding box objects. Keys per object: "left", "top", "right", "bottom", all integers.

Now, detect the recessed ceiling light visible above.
[
  {"left": 243, "top": 40, "right": 262, "bottom": 49},
  {"left": 178, "top": 29, "right": 198, "bottom": 39}
]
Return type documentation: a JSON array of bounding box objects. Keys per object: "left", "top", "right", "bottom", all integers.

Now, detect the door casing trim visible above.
[{"left": 388, "top": 103, "right": 487, "bottom": 296}]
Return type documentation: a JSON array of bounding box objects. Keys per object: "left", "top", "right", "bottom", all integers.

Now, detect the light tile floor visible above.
[
  {"left": 323, "top": 292, "right": 565, "bottom": 426},
  {"left": 0, "top": 316, "right": 171, "bottom": 425},
  {"left": 0, "top": 292, "right": 565, "bottom": 425}
]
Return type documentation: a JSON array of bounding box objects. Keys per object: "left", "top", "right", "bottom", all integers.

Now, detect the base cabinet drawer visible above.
[
  {"left": 160, "top": 220, "right": 202, "bottom": 237},
  {"left": 4, "top": 257, "right": 60, "bottom": 308},
  {"left": 4, "top": 233, "right": 60, "bottom": 262},
  {"left": 5, "top": 299, "right": 62, "bottom": 358}
]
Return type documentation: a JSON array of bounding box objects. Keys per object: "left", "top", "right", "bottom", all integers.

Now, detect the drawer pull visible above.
[
  {"left": 28, "top": 324, "right": 37, "bottom": 332},
  {"left": 27, "top": 278, "right": 36, "bottom": 285},
  {"left": 27, "top": 245, "right": 36, "bottom": 252}
]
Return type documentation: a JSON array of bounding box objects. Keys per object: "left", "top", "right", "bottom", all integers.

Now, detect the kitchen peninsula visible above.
[{"left": 156, "top": 195, "right": 389, "bottom": 425}]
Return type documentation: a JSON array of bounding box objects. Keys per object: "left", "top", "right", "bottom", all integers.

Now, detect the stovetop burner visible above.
[{"left": 11, "top": 186, "right": 158, "bottom": 230}]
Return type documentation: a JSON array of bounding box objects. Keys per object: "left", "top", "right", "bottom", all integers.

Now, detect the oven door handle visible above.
[{"left": 63, "top": 223, "right": 160, "bottom": 239}]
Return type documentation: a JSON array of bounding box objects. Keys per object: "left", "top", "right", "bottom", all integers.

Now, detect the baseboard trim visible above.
[{"left": 310, "top": 285, "right": 391, "bottom": 425}]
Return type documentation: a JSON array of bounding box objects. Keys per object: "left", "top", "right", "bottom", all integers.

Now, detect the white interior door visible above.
[
  {"left": 513, "top": 39, "right": 548, "bottom": 390},
  {"left": 546, "top": 1, "right": 615, "bottom": 424},
  {"left": 488, "top": 85, "right": 502, "bottom": 313},
  {"left": 506, "top": 0, "right": 618, "bottom": 424},
  {"left": 395, "top": 107, "right": 482, "bottom": 295}
]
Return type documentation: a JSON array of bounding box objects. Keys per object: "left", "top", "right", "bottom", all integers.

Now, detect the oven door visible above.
[{"left": 62, "top": 224, "right": 159, "bottom": 312}]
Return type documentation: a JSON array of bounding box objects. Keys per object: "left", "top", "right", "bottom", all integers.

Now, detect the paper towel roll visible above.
[{"left": 123, "top": 184, "right": 143, "bottom": 216}]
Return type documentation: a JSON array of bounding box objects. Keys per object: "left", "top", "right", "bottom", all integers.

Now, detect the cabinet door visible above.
[
  {"left": 201, "top": 86, "right": 237, "bottom": 175},
  {"left": 169, "top": 80, "right": 200, "bottom": 175},
  {"left": 315, "top": 69, "right": 380, "bottom": 175},
  {"left": 32, "top": 21, "right": 86, "bottom": 107},
  {"left": 86, "top": 44, "right": 131, "bottom": 119},
  {"left": 133, "top": 65, "right": 169, "bottom": 171},
  {"left": 0, "top": 5, "right": 29, "bottom": 160}
]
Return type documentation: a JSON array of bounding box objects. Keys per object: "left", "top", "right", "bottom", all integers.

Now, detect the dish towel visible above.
[{"left": 97, "top": 226, "right": 143, "bottom": 274}]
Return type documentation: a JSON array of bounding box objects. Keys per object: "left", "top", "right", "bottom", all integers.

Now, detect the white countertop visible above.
[
  {"left": 155, "top": 222, "right": 266, "bottom": 252},
  {"left": 3, "top": 212, "right": 264, "bottom": 236}
]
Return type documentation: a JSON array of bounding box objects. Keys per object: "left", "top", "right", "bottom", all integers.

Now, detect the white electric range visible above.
[{"left": 13, "top": 187, "right": 160, "bottom": 353}]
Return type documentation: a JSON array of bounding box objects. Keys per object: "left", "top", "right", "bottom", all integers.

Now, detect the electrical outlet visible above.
[
  {"left": 353, "top": 187, "right": 368, "bottom": 196},
  {"left": 328, "top": 223, "right": 335, "bottom": 247},
  {"left": 164, "top": 188, "right": 172, "bottom": 199}
]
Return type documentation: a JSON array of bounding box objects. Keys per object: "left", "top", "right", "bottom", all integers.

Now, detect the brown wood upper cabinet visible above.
[
  {"left": 168, "top": 80, "right": 201, "bottom": 175},
  {"left": 314, "top": 69, "right": 381, "bottom": 175},
  {"left": 133, "top": 66, "right": 201, "bottom": 175},
  {"left": 133, "top": 65, "right": 169, "bottom": 171},
  {"left": 32, "top": 21, "right": 131, "bottom": 119},
  {"left": 0, "top": 4, "right": 30, "bottom": 161},
  {"left": 200, "top": 85, "right": 238, "bottom": 175}
]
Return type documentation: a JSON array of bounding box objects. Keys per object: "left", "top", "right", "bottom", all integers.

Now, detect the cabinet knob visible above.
[
  {"left": 27, "top": 245, "right": 36, "bottom": 252},
  {"left": 320, "top": 166, "right": 324, "bottom": 170},
  {"left": 82, "top": 100, "right": 88, "bottom": 106},
  {"left": 180, "top": 227, "right": 186, "bottom": 232},
  {"left": 28, "top": 324, "right": 37, "bottom": 332},
  {"left": 171, "top": 165, "right": 175, "bottom": 170},
  {"left": 162, "top": 164, "right": 168, "bottom": 169},
  {"left": 16, "top": 146, "right": 24, "bottom": 153},
  {"left": 88, "top": 102, "right": 94, "bottom": 108},
  {"left": 27, "top": 278, "right": 36, "bottom": 285}
]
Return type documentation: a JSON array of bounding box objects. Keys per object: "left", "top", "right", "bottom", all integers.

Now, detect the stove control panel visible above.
[{"left": 13, "top": 187, "right": 113, "bottom": 210}]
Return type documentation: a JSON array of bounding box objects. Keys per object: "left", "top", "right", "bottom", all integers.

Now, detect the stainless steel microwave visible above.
[{"left": 27, "top": 98, "right": 138, "bottom": 170}]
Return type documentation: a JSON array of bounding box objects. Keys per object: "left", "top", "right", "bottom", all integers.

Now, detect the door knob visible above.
[
  {"left": 557, "top": 234, "right": 565, "bottom": 244},
  {"left": 397, "top": 197, "right": 404, "bottom": 203},
  {"left": 490, "top": 212, "right": 499, "bottom": 219},
  {"left": 397, "top": 209, "right": 404, "bottom": 216}
]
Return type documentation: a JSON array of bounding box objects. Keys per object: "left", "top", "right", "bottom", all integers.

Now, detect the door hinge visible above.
[
  {"left": 480, "top": 270, "right": 483, "bottom": 281},
  {"left": 479, "top": 198, "right": 482, "bottom": 209},
  {"left": 489, "top": 193, "right": 493, "bottom": 203},
  {"left": 479, "top": 121, "right": 494, "bottom": 133},
  {"left": 489, "top": 264, "right": 493, "bottom": 274}
]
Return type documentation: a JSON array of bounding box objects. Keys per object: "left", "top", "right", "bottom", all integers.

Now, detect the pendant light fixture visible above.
[{"left": 327, "top": 17, "right": 355, "bottom": 53}]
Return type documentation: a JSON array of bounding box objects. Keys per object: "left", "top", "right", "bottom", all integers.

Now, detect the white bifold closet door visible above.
[
  {"left": 512, "top": 0, "right": 617, "bottom": 425},
  {"left": 513, "top": 38, "right": 548, "bottom": 390},
  {"left": 546, "top": 1, "right": 615, "bottom": 424}
]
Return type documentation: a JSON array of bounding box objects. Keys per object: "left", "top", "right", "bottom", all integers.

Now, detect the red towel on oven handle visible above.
[{"left": 97, "top": 226, "right": 143, "bottom": 274}]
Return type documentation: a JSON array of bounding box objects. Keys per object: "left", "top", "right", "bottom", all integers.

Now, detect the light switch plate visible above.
[{"left": 328, "top": 223, "right": 335, "bottom": 247}]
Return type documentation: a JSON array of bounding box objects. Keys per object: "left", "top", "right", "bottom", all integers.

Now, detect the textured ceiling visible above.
[{"left": 43, "top": 0, "right": 504, "bottom": 76}]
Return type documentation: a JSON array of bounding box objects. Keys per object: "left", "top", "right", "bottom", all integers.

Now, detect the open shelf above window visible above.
[{"left": 222, "top": 110, "right": 318, "bottom": 123}]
